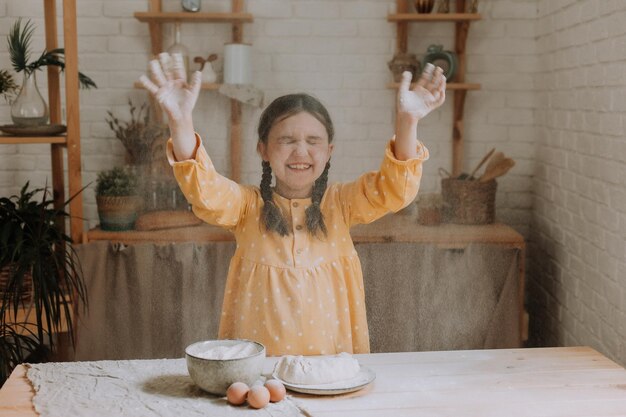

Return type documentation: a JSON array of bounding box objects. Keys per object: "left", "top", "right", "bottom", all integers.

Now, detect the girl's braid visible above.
[
  {"left": 305, "top": 161, "right": 330, "bottom": 237},
  {"left": 260, "top": 160, "right": 290, "bottom": 236}
]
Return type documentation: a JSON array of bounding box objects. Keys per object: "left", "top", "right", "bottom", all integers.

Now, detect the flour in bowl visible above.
[
  {"left": 194, "top": 342, "right": 258, "bottom": 360},
  {"left": 274, "top": 352, "right": 360, "bottom": 385}
]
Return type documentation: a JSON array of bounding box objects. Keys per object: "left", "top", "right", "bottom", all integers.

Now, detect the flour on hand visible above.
[{"left": 274, "top": 352, "right": 360, "bottom": 385}]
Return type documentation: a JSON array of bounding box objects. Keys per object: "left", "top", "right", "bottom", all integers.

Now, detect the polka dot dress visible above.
[{"left": 168, "top": 134, "right": 429, "bottom": 356}]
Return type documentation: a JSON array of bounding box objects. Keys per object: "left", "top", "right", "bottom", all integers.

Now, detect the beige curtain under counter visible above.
[{"left": 74, "top": 238, "right": 522, "bottom": 361}]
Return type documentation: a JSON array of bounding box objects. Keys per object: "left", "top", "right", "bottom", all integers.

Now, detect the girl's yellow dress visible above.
[{"left": 168, "top": 135, "right": 428, "bottom": 356}]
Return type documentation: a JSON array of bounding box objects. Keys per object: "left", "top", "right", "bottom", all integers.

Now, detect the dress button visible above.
[
  {"left": 296, "top": 249, "right": 303, "bottom": 254},
  {"left": 296, "top": 225, "right": 303, "bottom": 231},
  {"left": 292, "top": 202, "right": 299, "bottom": 208}
]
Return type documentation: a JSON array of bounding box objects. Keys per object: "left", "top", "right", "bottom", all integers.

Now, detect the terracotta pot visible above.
[
  {"left": 418, "top": 207, "right": 441, "bottom": 226},
  {"left": 416, "top": 193, "right": 443, "bottom": 226},
  {"left": 96, "top": 195, "right": 143, "bottom": 231}
]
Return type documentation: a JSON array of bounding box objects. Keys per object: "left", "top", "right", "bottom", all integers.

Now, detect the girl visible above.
[{"left": 140, "top": 54, "right": 446, "bottom": 356}]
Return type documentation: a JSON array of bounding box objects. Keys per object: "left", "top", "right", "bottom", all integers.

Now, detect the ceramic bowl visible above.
[{"left": 185, "top": 339, "right": 265, "bottom": 396}]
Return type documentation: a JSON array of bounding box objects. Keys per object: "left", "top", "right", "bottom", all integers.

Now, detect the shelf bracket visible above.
[
  {"left": 148, "top": 0, "right": 163, "bottom": 54},
  {"left": 452, "top": 1, "right": 471, "bottom": 176}
]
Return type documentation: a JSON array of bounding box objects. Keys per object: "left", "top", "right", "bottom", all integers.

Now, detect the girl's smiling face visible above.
[{"left": 258, "top": 111, "right": 334, "bottom": 199}]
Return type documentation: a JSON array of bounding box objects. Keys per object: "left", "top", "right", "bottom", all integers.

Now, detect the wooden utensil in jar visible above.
[
  {"left": 468, "top": 148, "right": 496, "bottom": 179},
  {"left": 479, "top": 156, "right": 515, "bottom": 182}
]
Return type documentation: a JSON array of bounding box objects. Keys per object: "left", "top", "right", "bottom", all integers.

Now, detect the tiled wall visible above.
[{"left": 529, "top": 0, "right": 626, "bottom": 366}]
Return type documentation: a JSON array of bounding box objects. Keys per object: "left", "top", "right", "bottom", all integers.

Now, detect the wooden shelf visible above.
[
  {"left": 86, "top": 215, "right": 524, "bottom": 248},
  {"left": 0, "top": 136, "right": 67, "bottom": 145},
  {"left": 134, "top": 11, "right": 253, "bottom": 23},
  {"left": 135, "top": 0, "right": 251, "bottom": 182},
  {"left": 389, "top": 0, "right": 482, "bottom": 177},
  {"left": 388, "top": 13, "right": 481, "bottom": 22},
  {"left": 86, "top": 224, "right": 233, "bottom": 244},
  {"left": 387, "top": 82, "right": 481, "bottom": 90},
  {"left": 133, "top": 81, "right": 221, "bottom": 90},
  {"left": 0, "top": 0, "right": 84, "bottom": 243}
]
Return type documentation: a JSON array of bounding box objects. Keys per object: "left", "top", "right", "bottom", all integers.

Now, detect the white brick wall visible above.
[
  {"left": 530, "top": 0, "right": 626, "bottom": 367},
  {"left": 1, "top": 0, "right": 624, "bottom": 366},
  {"left": 0, "top": 0, "right": 536, "bottom": 236},
  {"left": 6, "top": 0, "right": 624, "bottom": 366}
]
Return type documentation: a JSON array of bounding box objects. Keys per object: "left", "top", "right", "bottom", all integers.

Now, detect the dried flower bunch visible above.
[
  {"left": 106, "top": 100, "right": 168, "bottom": 165},
  {"left": 0, "top": 69, "right": 18, "bottom": 102}
]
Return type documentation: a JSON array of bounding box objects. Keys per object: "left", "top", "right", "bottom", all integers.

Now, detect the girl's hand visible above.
[
  {"left": 139, "top": 52, "right": 201, "bottom": 123},
  {"left": 397, "top": 63, "right": 446, "bottom": 121}
]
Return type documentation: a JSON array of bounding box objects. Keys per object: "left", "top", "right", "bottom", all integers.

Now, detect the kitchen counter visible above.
[
  {"left": 85, "top": 213, "right": 524, "bottom": 247},
  {"left": 2, "top": 347, "right": 626, "bottom": 416}
]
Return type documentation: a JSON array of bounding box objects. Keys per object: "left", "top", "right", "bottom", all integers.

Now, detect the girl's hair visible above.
[{"left": 258, "top": 93, "right": 334, "bottom": 238}]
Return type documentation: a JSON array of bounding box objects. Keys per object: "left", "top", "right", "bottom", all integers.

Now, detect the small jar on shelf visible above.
[{"left": 167, "top": 22, "right": 190, "bottom": 77}]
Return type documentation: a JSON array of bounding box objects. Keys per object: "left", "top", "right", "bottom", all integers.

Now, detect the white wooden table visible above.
[{"left": 2, "top": 347, "right": 626, "bottom": 417}]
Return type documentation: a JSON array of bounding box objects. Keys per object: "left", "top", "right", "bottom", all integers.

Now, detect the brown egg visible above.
[
  {"left": 247, "top": 385, "right": 270, "bottom": 409},
  {"left": 226, "top": 382, "right": 249, "bottom": 406},
  {"left": 264, "top": 380, "right": 286, "bottom": 402}
]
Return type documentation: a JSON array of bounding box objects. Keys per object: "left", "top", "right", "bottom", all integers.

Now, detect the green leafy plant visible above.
[
  {"left": 0, "top": 323, "right": 42, "bottom": 384},
  {"left": 0, "top": 182, "right": 87, "bottom": 384},
  {"left": 8, "top": 18, "right": 96, "bottom": 89},
  {"left": 96, "top": 167, "right": 139, "bottom": 197},
  {"left": 106, "top": 100, "right": 168, "bottom": 165},
  {"left": 0, "top": 69, "right": 18, "bottom": 102}
]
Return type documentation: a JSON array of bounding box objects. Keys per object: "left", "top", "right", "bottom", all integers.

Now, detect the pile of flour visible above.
[
  {"left": 193, "top": 342, "right": 258, "bottom": 360},
  {"left": 274, "top": 352, "right": 360, "bottom": 385}
]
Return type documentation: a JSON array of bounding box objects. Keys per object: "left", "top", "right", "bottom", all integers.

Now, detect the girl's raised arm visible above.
[
  {"left": 139, "top": 52, "right": 201, "bottom": 161},
  {"left": 394, "top": 63, "right": 446, "bottom": 161}
]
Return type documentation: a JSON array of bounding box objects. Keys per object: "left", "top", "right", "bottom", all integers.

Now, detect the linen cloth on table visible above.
[{"left": 26, "top": 359, "right": 307, "bottom": 417}]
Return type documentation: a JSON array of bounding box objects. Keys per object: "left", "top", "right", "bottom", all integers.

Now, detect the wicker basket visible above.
[
  {"left": 96, "top": 195, "right": 143, "bottom": 231},
  {"left": 0, "top": 264, "right": 32, "bottom": 303},
  {"left": 441, "top": 178, "right": 497, "bottom": 224}
]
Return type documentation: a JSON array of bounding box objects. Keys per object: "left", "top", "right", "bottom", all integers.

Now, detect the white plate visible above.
[{"left": 272, "top": 366, "right": 375, "bottom": 395}]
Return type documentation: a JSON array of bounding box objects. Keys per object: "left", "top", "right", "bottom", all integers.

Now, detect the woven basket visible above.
[
  {"left": 96, "top": 195, "right": 143, "bottom": 231},
  {"left": 441, "top": 178, "right": 497, "bottom": 224}
]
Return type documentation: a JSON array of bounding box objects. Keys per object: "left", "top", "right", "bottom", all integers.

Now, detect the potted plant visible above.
[
  {"left": 0, "top": 182, "right": 87, "bottom": 384},
  {"left": 7, "top": 18, "right": 96, "bottom": 126},
  {"left": 95, "top": 167, "right": 142, "bottom": 231}
]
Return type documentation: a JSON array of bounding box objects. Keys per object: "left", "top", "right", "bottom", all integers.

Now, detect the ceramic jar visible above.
[{"left": 422, "top": 44, "right": 458, "bottom": 81}]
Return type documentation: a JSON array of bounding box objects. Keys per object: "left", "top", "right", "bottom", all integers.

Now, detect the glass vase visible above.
[
  {"left": 11, "top": 72, "right": 49, "bottom": 127},
  {"left": 167, "top": 22, "right": 190, "bottom": 78}
]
